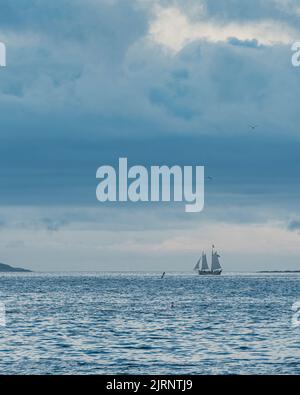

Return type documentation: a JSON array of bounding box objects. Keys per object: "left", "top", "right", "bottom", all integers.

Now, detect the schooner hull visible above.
[{"left": 198, "top": 270, "right": 222, "bottom": 276}]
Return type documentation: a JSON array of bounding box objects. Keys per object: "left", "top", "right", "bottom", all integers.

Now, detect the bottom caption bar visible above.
[{"left": 0, "top": 375, "right": 295, "bottom": 391}]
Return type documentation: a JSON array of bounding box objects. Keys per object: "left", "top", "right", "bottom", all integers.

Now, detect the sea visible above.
[{"left": 0, "top": 272, "right": 299, "bottom": 375}]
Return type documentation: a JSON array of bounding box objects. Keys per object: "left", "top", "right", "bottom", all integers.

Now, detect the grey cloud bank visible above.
[{"left": 0, "top": 0, "right": 300, "bottom": 270}]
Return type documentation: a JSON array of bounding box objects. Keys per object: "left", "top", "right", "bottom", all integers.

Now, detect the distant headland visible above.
[
  {"left": 258, "top": 270, "right": 300, "bottom": 273},
  {"left": 0, "top": 262, "right": 31, "bottom": 272}
]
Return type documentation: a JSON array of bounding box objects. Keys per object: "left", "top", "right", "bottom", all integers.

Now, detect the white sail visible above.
[
  {"left": 211, "top": 251, "right": 222, "bottom": 271},
  {"left": 201, "top": 253, "right": 209, "bottom": 271},
  {"left": 194, "top": 258, "right": 201, "bottom": 271}
]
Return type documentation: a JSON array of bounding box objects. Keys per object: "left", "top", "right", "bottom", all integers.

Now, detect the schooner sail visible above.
[
  {"left": 201, "top": 252, "right": 209, "bottom": 272},
  {"left": 211, "top": 251, "right": 222, "bottom": 273},
  {"left": 194, "top": 258, "right": 201, "bottom": 271}
]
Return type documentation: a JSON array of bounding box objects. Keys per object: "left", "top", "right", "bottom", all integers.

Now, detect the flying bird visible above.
[
  {"left": 249, "top": 124, "right": 258, "bottom": 131},
  {"left": 205, "top": 176, "right": 213, "bottom": 181},
  {"left": 161, "top": 272, "right": 166, "bottom": 279}
]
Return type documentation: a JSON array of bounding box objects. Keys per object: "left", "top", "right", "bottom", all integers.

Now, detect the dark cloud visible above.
[
  {"left": 0, "top": 0, "right": 298, "bottom": 216},
  {"left": 227, "top": 37, "right": 261, "bottom": 48},
  {"left": 287, "top": 220, "right": 300, "bottom": 232},
  {"left": 41, "top": 218, "right": 69, "bottom": 232}
]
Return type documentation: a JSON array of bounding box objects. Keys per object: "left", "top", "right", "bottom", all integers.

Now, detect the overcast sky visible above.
[{"left": 0, "top": 0, "right": 300, "bottom": 271}]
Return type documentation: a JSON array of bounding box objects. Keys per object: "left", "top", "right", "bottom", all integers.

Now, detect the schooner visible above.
[{"left": 194, "top": 245, "right": 222, "bottom": 275}]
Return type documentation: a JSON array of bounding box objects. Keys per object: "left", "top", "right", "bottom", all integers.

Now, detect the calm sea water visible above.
[{"left": 0, "top": 272, "right": 299, "bottom": 375}]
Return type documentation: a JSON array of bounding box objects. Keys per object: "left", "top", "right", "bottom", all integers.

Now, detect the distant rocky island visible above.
[{"left": 0, "top": 262, "right": 31, "bottom": 272}]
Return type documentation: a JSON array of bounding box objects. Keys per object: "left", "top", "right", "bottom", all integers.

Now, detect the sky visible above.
[{"left": 0, "top": 0, "right": 300, "bottom": 271}]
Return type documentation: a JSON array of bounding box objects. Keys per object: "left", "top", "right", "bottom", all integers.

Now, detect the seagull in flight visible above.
[
  {"left": 249, "top": 124, "right": 258, "bottom": 131},
  {"left": 205, "top": 176, "right": 213, "bottom": 181}
]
